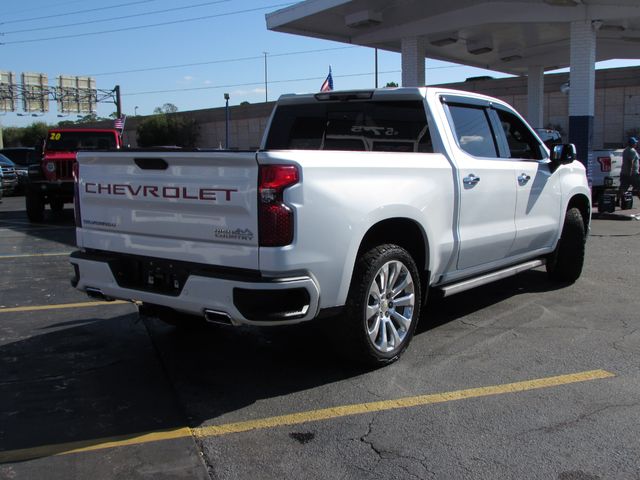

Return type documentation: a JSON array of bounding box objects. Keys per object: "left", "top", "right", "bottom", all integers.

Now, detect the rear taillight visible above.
[
  {"left": 258, "top": 165, "right": 299, "bottom": 247},
  {"left": 597, "top": 156, "right": 611, "bottom": 173},
  {"left": 73, "top": 162, "right": 81, "bottom": 227}
]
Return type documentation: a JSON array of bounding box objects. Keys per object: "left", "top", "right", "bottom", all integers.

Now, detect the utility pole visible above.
[
  {"left": 263, "top": 52, "right": 268, "bottom": 102},
  {"left": 114, "top": 85, "right": 122, "bottom": 118},
  {"left": 224, "top": 93, "right": 230, "bottom": 149},
  {"left": 375, "top": 48, "right": 379, "bottom": 89}
]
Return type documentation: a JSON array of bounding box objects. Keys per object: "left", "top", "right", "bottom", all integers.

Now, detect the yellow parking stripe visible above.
[
  {"left": 0, "top": 252, "right": 73, "bottom": 259},
  {"left": 0, "top": 300, "right": 130, "bottom": 314},
  {"left": 194, "top": 369, "right": 614, "bottom": 437},
  {"left": 0, "top": 369, "right": 614, "bottom": 463}
]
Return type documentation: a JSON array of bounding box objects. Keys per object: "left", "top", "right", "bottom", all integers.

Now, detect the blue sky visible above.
[{"left": 2, "top": 0, "right": 639, "bottom": 128}]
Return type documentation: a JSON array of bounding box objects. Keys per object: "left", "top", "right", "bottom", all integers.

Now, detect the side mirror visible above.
[{"left": 550, "top": 143, "right": 576, "bottom": 165}]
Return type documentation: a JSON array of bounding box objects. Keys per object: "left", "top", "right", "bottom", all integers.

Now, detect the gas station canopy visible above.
[{"left": 267, "top": 0, "right": 640, "bottom": 75}]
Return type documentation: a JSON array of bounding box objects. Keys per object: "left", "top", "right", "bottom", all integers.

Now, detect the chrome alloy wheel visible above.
[{"left": 366, "top": 260, "right": 416, "bottom": 353}]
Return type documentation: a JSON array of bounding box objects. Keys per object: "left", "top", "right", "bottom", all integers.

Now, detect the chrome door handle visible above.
[
  {"left": 463, "top": 174, "right": 481, "bottom": 186},
  {"left": 518, "top": 173, "right": 531, "bottom": 184}
]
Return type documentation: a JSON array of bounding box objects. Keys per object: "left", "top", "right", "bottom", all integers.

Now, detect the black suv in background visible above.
[
  {"left": 0, "top": 154, "right": 19, "bottom": 196},
  {"left": 0, "top": 147, "right": 39, "bottom": 195}
]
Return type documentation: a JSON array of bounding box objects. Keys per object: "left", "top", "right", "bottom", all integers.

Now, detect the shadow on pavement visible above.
[
  {"left": 0, "top": 268, "right": 567, "bottom": 463},
  {"left": 0, "top": 202, "right": 76, "bottom": 248},
  {"left": 419, "top": 269, "right": 566, "bottom": 333}
]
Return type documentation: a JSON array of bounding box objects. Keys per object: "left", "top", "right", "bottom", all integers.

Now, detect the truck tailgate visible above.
[{"left": 76, "top": 151, "right": 259, "bottom": 269}]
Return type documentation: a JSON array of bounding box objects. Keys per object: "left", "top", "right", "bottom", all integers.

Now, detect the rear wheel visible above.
[
  {"left": 50, "top": 198, "right": 64, "bottom": 213},
  {"left": 345, "top": 244, "right": 421, "bottom": 366},
  {"left": 26, "top": 191, "right": 45, "bottom": 222},
  {"left": 546, "top": 207, "right": 586, "bottom": 283}
]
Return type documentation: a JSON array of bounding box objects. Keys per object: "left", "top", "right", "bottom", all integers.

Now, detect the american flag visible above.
[
  {"left": 114, "top": 115, "right": 126, "bottom": 131},
  {"left": 320, "top": 67, "right": 333, "bottom": 92}
]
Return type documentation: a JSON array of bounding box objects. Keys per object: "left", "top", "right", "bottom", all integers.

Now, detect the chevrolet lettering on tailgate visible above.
[{"left": 84, "top": 183, "right": 237, "bottom": 201}]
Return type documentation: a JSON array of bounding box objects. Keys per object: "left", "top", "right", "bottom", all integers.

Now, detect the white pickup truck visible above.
[{"left": 70, "top": 87, "right": 590, "bottom": 365}]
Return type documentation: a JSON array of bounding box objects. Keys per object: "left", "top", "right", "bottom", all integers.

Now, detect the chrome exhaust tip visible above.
[
  {"left": 85, "top": 287, "right": 114, "bottom": 302},
  {"left": 204, "top": 309, "right": 233, "bottom": 326}
]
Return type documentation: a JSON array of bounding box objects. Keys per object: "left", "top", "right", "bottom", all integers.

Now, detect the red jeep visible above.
[{"left": 26, "top": 128, "right": 122, "bottom": 222}]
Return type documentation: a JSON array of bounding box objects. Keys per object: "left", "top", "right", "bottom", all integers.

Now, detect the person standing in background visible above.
[{"left": 620, "top": 137, "right": 640, "bottom": 201}]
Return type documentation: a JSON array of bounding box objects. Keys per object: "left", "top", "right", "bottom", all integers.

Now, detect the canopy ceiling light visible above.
[
  {"left": 500, "top": 54, "right": 523, "bottom": 62},
  {"left": 599, "top": 23, "right": 626, "bottom": 32},
  {"left": 345, "top": 10, "right": 382, "bottom": 28},
  {"left": 543, "top": 0, "right": 580, "bottom": 5},
  {"left": 467, "top": 38, "right": 493, "bottom": 55},
  {"left": 431, "top": 36, "right": 458, "bottom": 47}
]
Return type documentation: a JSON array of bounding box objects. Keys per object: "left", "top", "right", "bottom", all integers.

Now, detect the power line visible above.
[
  {"left": 0, "top": 3, "right": 294, "bottom": 45},
  {"left": 86, "top": 46, "right": 359, "bottom": 76},
  {"left": 85, "top": 47, "right": 466, "bottom": 77},
  {"left": 122, "top": 69, "right": 405, "bottom": 96},
  {"left": 3, "top": 0, "right": 231, "bottom": 35},
  {"left": 121, "top": 62, "right": 469, "bottom": 97},
  {"left": 0, "top": 0, "right": 158, "bottom": 26},
  {"left": 2, "top": 0, "right": 87, "bottom": 18}
]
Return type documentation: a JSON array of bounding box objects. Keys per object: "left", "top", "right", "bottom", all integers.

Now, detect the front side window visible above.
[
  {"left": 448, "top": 105, "right": 497, "bottom": 158},
  {"left": 266, "top": 101, "right": 433, "bottom": 153},
  {"left": 495, "top": 109, "right": 545, "bottom": 160}
]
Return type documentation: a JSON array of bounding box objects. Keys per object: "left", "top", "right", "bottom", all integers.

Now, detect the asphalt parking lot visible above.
[{"left": 1, "top": 195, "right": 639, "bottom": 480}]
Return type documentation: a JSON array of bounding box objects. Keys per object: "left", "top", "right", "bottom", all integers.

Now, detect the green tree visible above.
[
  {"left": 2, "top": 122, "right": 50, "bottom": 147},
  {"left": 385, "top": 81, "right": 399, "bottom": 88},
  {"left": 2, "top": 127, "right": 25, "bottom": 147},
  {"left": 153, "top": 103, "right": 179, "bottom": 114},
  {"left": 21, "top": 122, "right": 50, "bottom": 147},
  {"left": 136, "top": 114, "right": 199, "bottom": 148}
]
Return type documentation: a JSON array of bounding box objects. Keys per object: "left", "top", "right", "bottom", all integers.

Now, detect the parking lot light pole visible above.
[{"left": 224, "top": 93, "right": 230, "bottom": 149}]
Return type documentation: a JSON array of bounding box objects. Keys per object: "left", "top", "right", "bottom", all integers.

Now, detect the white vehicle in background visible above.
[
  {"left": 590, "top": 149, "right": 623, "bottom": 199},
  {"left": 70, "top": 87, "right": 591, "bottom": 366}
]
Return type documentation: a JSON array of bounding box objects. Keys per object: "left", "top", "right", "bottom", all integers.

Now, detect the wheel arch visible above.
[
  {"left": 566, "top": 193, "right": 591, "bottom": 233},
  {"left": 355, "top": 217, "right": 431, "bottom": 302}
]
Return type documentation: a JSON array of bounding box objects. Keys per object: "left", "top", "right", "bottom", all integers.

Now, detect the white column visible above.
[
  {"left": 401, "top": 36, "right": 427, "bottom": 87},
  {"left": 569, "top": 21, "right": 596, "bottom": 118},
  {"left": 526, "top": 66, "right": 544, "bottom": 129},
  {"left": 568, "top": 20, "right": 597, "bottom": 170}
]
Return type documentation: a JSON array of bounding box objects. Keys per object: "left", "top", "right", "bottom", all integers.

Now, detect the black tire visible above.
[
  {"left": 344, "top": 244, "right": 421, "bottom": 366},
  {"left": 546, "top": 207, "right": 586, "bottom": 283},
  {"left": 25, "top": 191, "right": 45, "bottom": 223},
  {"left": 50, "top": 198, "right": 65, "bottom": 213}
]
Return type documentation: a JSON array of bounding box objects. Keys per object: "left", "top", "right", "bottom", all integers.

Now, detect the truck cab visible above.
[{"left": 26, "top": 128, "right": 122, "bottom": 222}]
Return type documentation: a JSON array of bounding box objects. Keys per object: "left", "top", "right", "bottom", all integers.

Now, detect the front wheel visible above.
[
  {"left": 546, "top": 207, "right": 586, "bottom": 283},
  {"left": 26, "top": 191, "right": 45, "bottom": 223},
  {"left": 50, "top": 198, "right": 65, "bottom": 213},
  {"left": 345, "top": 244, "right": 421, "bottom": 366}
]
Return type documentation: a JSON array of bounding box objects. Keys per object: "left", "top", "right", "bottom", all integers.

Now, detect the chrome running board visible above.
[{"left": 438, "top": 259, "right": 545, "bottom": 297}]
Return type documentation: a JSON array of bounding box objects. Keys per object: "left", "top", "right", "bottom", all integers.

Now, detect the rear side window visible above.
[
  {"left": 448, "top": 105, "right": 498, "bottom": 158},
  {"left": 266, "top": 101, "right": 433, "bottom": 153}
]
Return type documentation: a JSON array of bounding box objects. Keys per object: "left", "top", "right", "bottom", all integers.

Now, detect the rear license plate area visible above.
[{"left": 109, "top": 257, "right": 188, "bottom": 296}]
